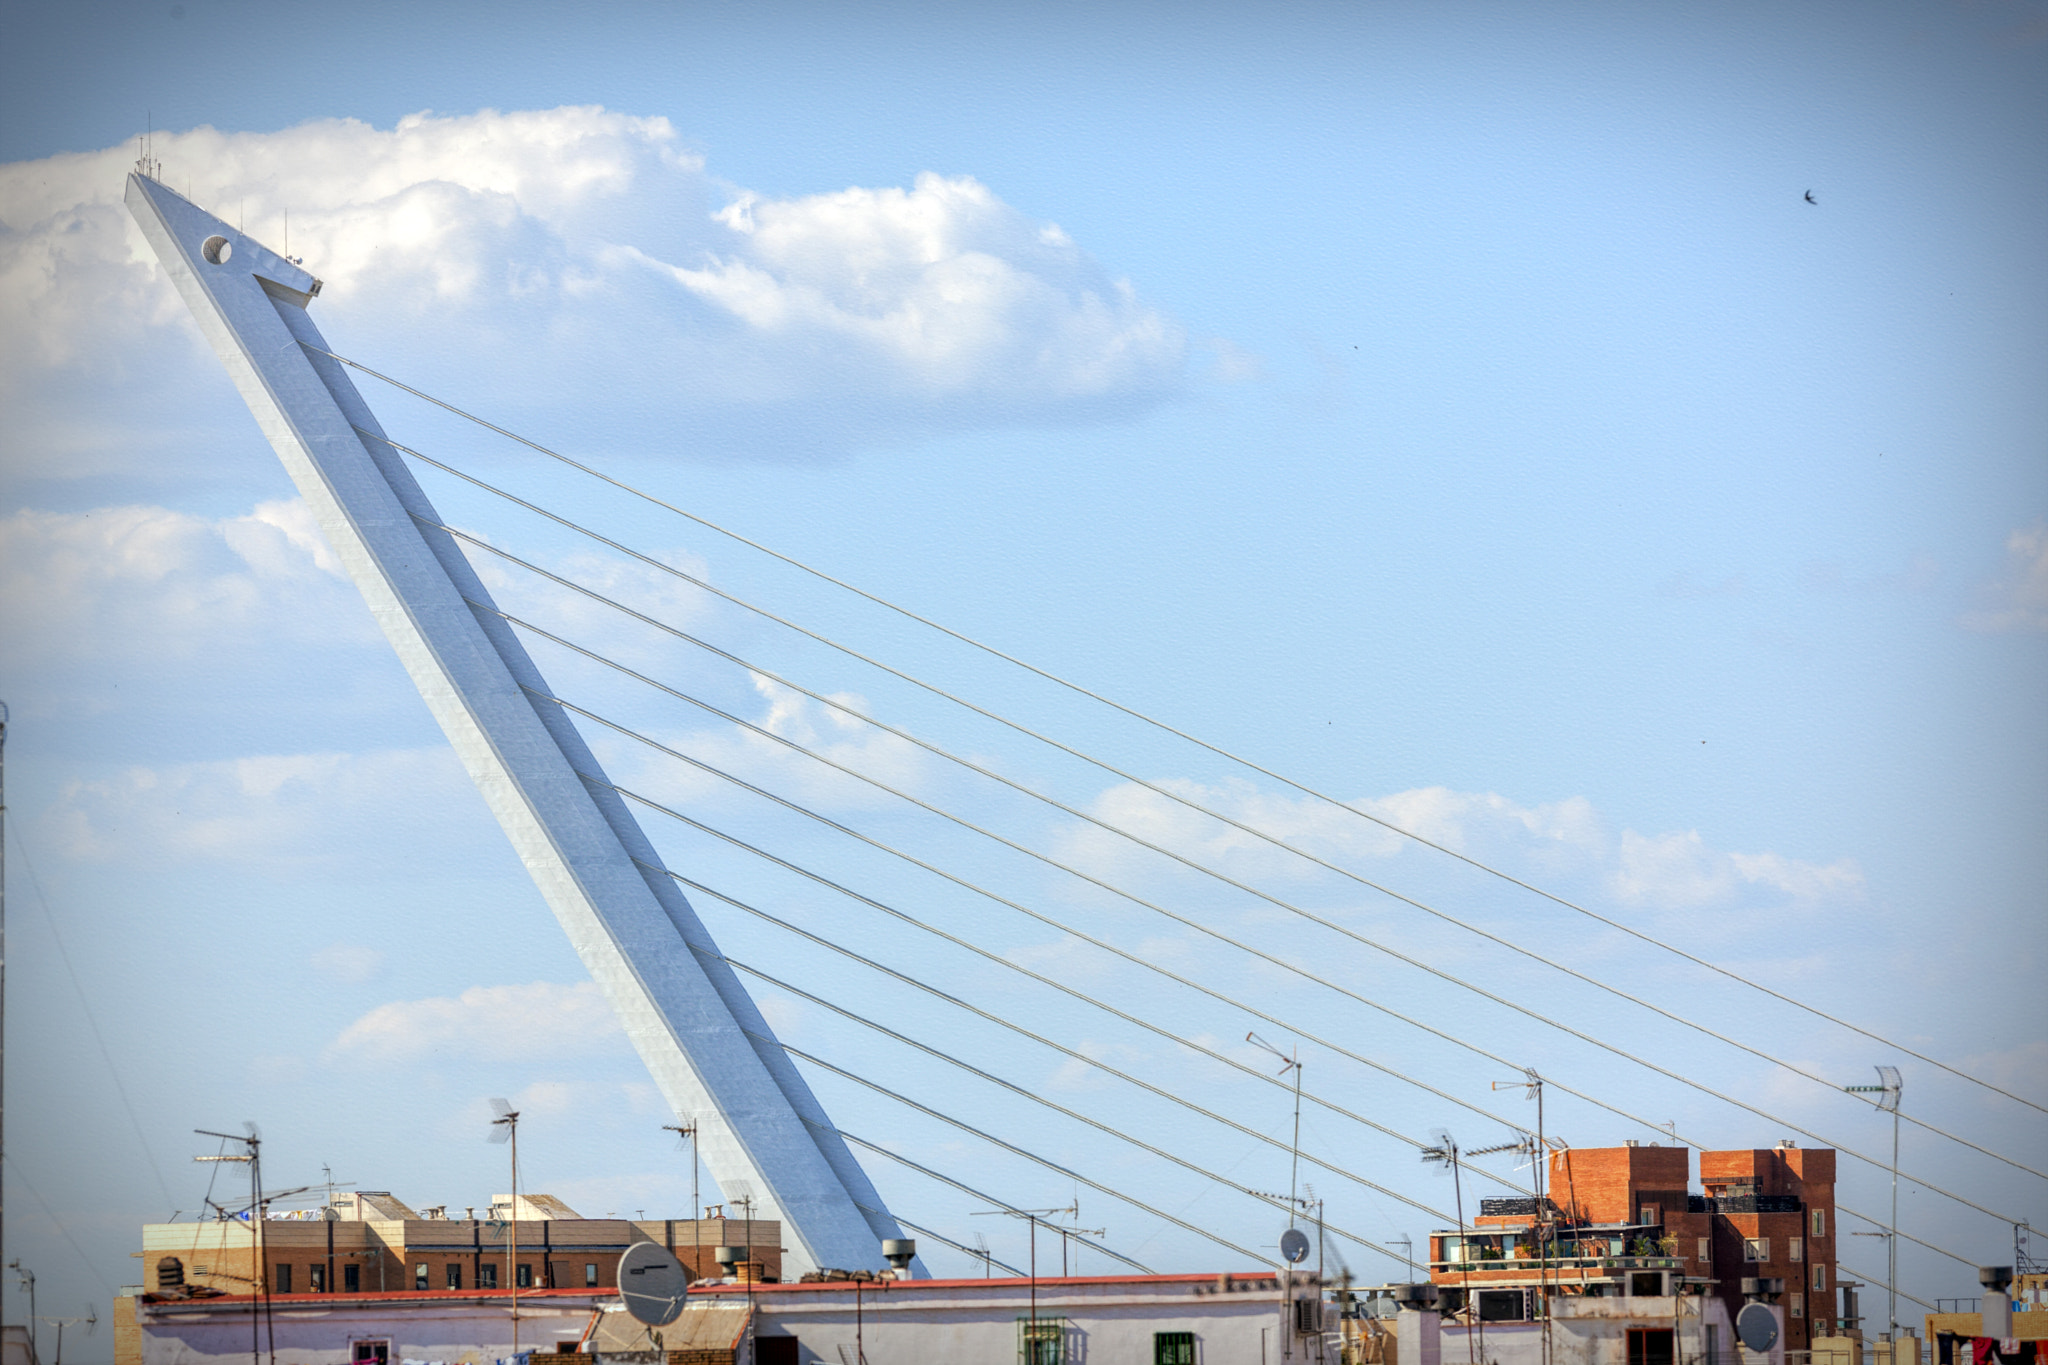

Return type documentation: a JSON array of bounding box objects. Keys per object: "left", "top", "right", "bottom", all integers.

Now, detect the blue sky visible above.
[{"left": 2, "top": 1, "right": 2043, "bottom": 1353}]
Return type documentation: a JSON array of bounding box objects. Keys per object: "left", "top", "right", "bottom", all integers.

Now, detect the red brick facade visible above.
[{"left": 1426, "top": 1142, "right": 1836, "bottom": 1350}]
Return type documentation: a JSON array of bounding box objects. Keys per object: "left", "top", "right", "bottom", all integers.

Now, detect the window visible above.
[
  {"left": 584, "top": 1263, "right": 598, "bottom": 1287},
  {"left": 1744, "top": 1238, "right": 1769, "bottom": 1263},
  {"left": 479, "top": 1264, "right": 498, "bottom": 1289},
  {"left": 446, "top": 1265, "right": 462, "bottom": 1291},
  {"left": 755, "top": 1341, "right": 798, "bottom": 1365},
  {"left": 1792, "top": 1293, "right": 1805, "bottom": 1320},
  {"left": 1640, "top": 1204, "right": 1661, "bottom": 1226},
  {"left": 1628, "top": 1328, "right": 1675, "bottom": 1365},
  {"left": 1812, "top": 1209, "right": 1826, "bottom": 1239},
  {"left": 350, "top": 1341, "right": 389, "bottom": 1365},
  {"left": 1154, "top": 1332, "right": 1197, "bottom": 1365},
  {"left": 1813, "top": 1265, "right": 1827, "bottom": 1293},
  {"left": 343, "top": 1263, "right": 360, "bottom": 1293},
  {"left": 275, "top": 1265, "right": 292, "bottom": 1294},
  {"left": 516, "top": 1264, "right": 534, "bottom": 1289},
  {"left": 309, "top": 1265, "right": 327, "bottom": 1293},
  {"left": 1698, "top": 1239, "right": 1711, "bottom": 1263},
  {"left": 1479, "top": 1290, "right": 1528, "bottom": 1321},
  {"left": 1020, "top": 1317, "right": 1062, "bottom": 1365},
  {"left": 414, "top": 1264, "right": 428, "bottom": 1291}
]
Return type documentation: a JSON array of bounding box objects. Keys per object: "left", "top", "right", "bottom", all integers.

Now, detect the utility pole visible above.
[{"left": 1844, "top": 1067, "right": 1902, "bottom": 1340}]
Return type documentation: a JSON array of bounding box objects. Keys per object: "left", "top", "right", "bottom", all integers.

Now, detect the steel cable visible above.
[
  {"left": 650, "top": 866, "right": 1524, "bottom": 1197},
  {"left": 314, "top": 344, "right": 2043, "bottom": 1124},
  {"left": 718, "top": 952, "right": 1414, "bottom": 1270},
  {"left": 463, "top": 571, "right": 2031, "bottom": 1227},
  {"left": 769, "top": 1034, "right": 1288, "bottom": 1269},
  {"left": 835, "top": 1135, "right": 1145, "bottom": 1274},
  {"left": 408, "top": 490, "right": 2045, "bottom": 1193},
  {"left": 720, "top": 946, "right": 1455, "bottom": 1231}
]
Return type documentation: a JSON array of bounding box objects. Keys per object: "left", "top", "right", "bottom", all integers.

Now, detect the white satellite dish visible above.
[
  {"left": 618, "top": 1241, "right": 690, "bottom": 1327},
  {"left": 1736, "top": 1302, "right": 1779, "bottom": 1353}
]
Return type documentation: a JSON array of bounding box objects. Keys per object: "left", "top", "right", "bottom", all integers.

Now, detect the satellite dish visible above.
[
  {"left": 618, "top": 1241, "right": 690, "bottom": 1327},
  {"left": 1280, "top": 1228, "right": 1312, "bottom": 1264},
  {"left": 1736, "top": 1303, "right": 1779, "bottom": 1353}
]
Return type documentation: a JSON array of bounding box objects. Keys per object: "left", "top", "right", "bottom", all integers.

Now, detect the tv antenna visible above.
[
  {"left": 970, "top": 1232, "right": 993, "bottom": 1278},
  {"left": 1044, "top": 1198, "right": 1107, "bottom": 1277},
  {"left": 194, "top": 1124, "right": 272, "bottom": 1365},
  {"left": 663, "top": 1121, "right": 700, "bottom": 1276},
  {"left": 1246, "top": 1032, "right": 1305, "bottom": 1220},
  {"left": 37, "top": 1306, "right": 94, "bottom": 1365},
  {"left": 488, "top": 1099, "right": 521, "bottom": 1353},
  {"left": 1843, "top": 1066, "right": 1903, "bottom": 1340},
  {"left": 1421, "top": 1130, "right": 1478, "bottom": 1365},
  {"left": 974, "top": 1204, "right": 1076, "bottom": 1348},
  {"left": 1384, "top": 1235, "right": 1415, "bottom": 1278}
]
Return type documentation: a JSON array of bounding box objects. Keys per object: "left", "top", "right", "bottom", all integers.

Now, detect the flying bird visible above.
[{"left": 1804, "top": 190, "right": 1817, "bottom": 204}]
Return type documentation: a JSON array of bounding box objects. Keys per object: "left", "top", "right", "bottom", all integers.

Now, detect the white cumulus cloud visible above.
[
  {"left": 327, "top": 981, "right": 625, "bottom": 1064},
  {"left": 0, "top": 106, "right": 1188, "bottom": 479},
  {"left": 1057, "top": 776, "right": 1603, "bottom": 884},
  {"left": 0, "top": 499, "right": 359, "bottom": 670},
  {"left": 1053, "top": 773, "right": 1859, "bottom": 925},
  {"left": 1609, "top": 829, "right": 1862, "bottom": 910}
]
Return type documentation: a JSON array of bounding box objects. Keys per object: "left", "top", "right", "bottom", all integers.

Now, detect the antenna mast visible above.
[
  {"left": 1246, "top": 1033, "right": 1304, "bottom": 1220},
  {"left": 664, "top": 1122, "right": 699, "bottom": 1276},
  {"left": 195, "top": 1125, "right": 271, "bottom": 1365},
  {"left": 489, "top": 1100, "right": 520, "bottom": 1353}
]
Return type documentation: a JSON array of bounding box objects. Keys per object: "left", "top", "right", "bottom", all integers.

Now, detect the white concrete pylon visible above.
[{"left": 124, "top": 171, "right": 906, "bottom": 1278}]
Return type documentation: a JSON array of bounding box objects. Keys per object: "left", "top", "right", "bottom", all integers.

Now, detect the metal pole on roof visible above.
[
  {"left": 1844, "top": 1068, "right": 1902, "bottom": 1341},
  {"left": 0, "top": 700, "right": 8, "bottom": 1343}
]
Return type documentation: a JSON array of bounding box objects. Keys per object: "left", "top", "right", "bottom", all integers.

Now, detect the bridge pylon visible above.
[{"left": 125, "top": 170, "right": 908, "bottom": 1278}]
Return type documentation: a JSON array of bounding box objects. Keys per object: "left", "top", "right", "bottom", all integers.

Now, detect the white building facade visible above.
[{"left": 700, "top": 1271, "right": 1300, "bottom": 1363}]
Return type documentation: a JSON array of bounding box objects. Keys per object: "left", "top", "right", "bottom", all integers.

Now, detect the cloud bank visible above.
[
  {"left": 0, "top": 106, "right": 1188, "bottom": 478},
  {"left": 1057, "top": 776, "right": 1862, "bottom": 924}
]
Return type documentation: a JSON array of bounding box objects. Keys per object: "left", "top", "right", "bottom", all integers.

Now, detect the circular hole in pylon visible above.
[{"left": 202, "top": 235, "right": 232, "bottom": 265}]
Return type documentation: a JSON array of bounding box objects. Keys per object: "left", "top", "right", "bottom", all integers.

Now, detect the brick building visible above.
[
  {"left": 1697, "top": 1147, "right": 1837, "bottom": 1350},
  {"left": 138, "top": 1190, "right": 781, "bottom": 1302},
  {"left": 1424, "top": 1142, "right": 1836, "bottom": 1356}
]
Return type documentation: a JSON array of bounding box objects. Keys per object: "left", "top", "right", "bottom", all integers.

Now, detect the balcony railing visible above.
[{"left": 1432, "top": 1256, "right": 1684, "bottom": 1275}]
